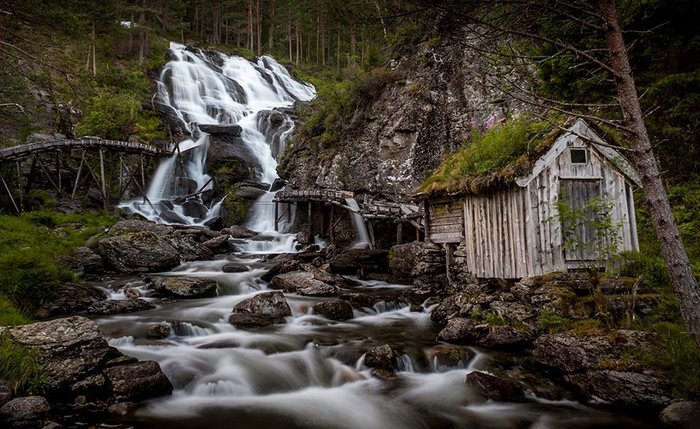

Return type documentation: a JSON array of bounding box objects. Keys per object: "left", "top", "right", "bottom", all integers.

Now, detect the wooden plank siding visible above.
[
  {"left": 428, "top": 201, "right": 464, "bottom": 243},
  {"left": 449, "top": 135, "right": 639, "bottom": 279}
]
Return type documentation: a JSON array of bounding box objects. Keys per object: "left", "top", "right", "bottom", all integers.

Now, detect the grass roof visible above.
[{"left": 419, "top": 116, "right": 561, "bottom": 197}]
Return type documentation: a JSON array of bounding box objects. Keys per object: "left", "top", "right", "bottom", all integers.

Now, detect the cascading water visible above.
[
  {"left": 120, "top": 42, "right": 315, "bottom": 236},
  {"left": 345, "top": 197, "right": 372, "bottom": 249}
]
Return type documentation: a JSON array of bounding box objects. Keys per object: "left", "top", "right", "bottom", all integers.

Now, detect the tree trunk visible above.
[
  {"left": 268, "top": 0, "right": 275, "bottom": 52},
  {"left": 91, "top": 21, "right": 97, "bottom": 76},
  {"left": 128, "top": 11, "right": 134, "bottom": 53},
  {"left": 295, "top": 17, "right": 300, "bottom": 65},
  {"left": 247, "top": 1, "right": 254, "bottom": 51},
  {"left": 138, "top": 2, "right": 146, "bottom": 66},
  {"left": 256, "top": 0, "right": 261, "bottom": 55},
  {"left": 599, "top": 0, "right": 700, "bottom": 349},
  {"left": 287, "top": 10, "right": 292, "bottom": 62}
]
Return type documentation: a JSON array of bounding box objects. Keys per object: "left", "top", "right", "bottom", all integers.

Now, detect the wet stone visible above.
[{"left": 312, "top": 300, "right": 354, "bottom": 321}]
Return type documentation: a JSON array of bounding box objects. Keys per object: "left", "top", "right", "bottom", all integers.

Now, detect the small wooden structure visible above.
[
  {"left": 0, "top": 137, "right": 167, "bottom": 212},
  {"left": 421, "top": 119, "right": 642, "bottom": 278}
]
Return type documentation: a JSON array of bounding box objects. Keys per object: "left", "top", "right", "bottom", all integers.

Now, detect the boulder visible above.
[
  {"left": 222, "top": 225, "right": 257, "bottom": 238},
  {"left": 269, "top": 271, "right": 338, "bottom": 296},
  {"left": 63, "top": 246, "right": 105, "bottom": 275},
  {"left": 565, "top": 370, "right": 672, "bottom": 408},
  {"left": 261, "top": 259, "right": 301, "bottom": 283},
  {"left": 229, "top": 292, "right": 291, "bottom": 327},
  {"left": 364, "top": 345, "right": 398, "bottom": 370},
  {"left": 97, "top": 232, "right": 180, "bottom": 273},
  {"left": 104, "top": 361, "right": 173, "bottom": 401},
  {"left": 0, "top": 396, "right": 49, "bottom": 427},
  {"left": 436, "top": 318, "right": 481, "bottom": 345},
  {"left": 532, "top": 334, "right": 612, "bottom": 374},
  {"left": 222, "top": 264, "right": 249, "bottom": 273},
  {"left": 388, "top": 241, "right": 422, "bottom": 282},
  {"left": 474, "top": 325, "right": 533, "bottom": 349},
  {"left": 202, "top": 234, "right": 232, "bottom": 253},
  {"left": 124, "top": 288, "right": 143, "bottom": 299},
  {"left": 465, "top": 371, "right": 526, "bottom": 403},
  {"left": 146, "top": 323, "right": 171, "bottom": 339},
  {"left": 36, "top": 283, "right": 106, "bottom": 318},
  {"left": 328, "top": 249, "right": 390, "bottom": 275},
  {"left": 424, "top": 345, "right": 475, "bottom": 371},
  {"left": 167, "top": 235, "right": 214, "bottom": 261},
  {"left": 4, "top": 316, "right": 114, "bottom": 392},
  {"left": 109, "top": 220, "right": 173, "bottom": 236},
  {"left": 430, "top": 293, "right": 475, "bottom": 325},
  {"left": 659, "top": 401, "right": 700, "bottom": 429},
  {"left": 149, "top": 277, "right": 219, "bottom": 299},
  {"left": 88, "top": 299, "right": 156, "bottom": 315},
  {"left": 312, "top": 300, "right": 354, "bottom": 321}
]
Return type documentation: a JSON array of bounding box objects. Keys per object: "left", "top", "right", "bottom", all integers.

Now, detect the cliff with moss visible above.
[{"left": 279, "top": 20, "right": 530, "bottom": 201}]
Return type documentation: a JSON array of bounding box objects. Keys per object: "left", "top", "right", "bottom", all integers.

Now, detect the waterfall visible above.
[
  {"left": 120, "top": 43, "right": 315, "bottom": 228},
  {"left": 345, "top": 198, "right": 372, "bottom": 249}
]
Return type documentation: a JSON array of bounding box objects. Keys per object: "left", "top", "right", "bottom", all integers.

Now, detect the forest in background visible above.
[{"left": 0, "top": 0, "right": 699, "bottom": 392}]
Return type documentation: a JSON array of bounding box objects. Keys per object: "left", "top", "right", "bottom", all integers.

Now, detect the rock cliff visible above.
[{"left": 281, "top": 25, "right": 529, "bottom": 200}]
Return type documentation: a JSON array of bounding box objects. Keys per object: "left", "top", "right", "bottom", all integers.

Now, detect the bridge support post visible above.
[
  {"left": 99, "top": 149, "right": 107, "bottom": 208},
  {"left": 329, "top": 205, "right": 335, "bottom": 244},
  {"left": 274, "top": 202, "right": 279, "bottom": 232},
  {"left": 397, "top": 222, "right": 403, "bottom": 245}
]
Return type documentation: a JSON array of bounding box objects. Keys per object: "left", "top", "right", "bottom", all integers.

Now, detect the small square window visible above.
[{"left": 570, "top": 148, "right": 587, "bottom": 164}]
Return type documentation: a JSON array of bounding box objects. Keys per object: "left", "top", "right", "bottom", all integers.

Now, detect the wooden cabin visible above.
[{"left": 421, "top": 119, "right": 642, "bottom": 279}]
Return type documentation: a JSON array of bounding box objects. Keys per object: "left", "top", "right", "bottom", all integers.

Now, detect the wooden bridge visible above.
[
  {"left": 273, "top": 187, "right": 425, "bottom": 246},
  {"left": 0, "top": 138, "right": 168, "bottom": 213}
]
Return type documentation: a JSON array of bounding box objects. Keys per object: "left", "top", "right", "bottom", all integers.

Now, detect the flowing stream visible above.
[{"left": 98, "top": 45, "right": 652, "bottom": 429}]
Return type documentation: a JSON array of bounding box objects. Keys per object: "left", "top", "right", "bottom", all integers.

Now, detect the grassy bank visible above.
[{"left": 0, "top": 210, "right": 115, "bottom": 326}]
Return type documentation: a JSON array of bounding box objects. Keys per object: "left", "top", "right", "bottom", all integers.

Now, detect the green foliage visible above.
[
  {"left": 0, "top": 210, "right": 114, "bottom": 313},
  {"left": 484, "top": 311, "right": 507, "bottom": 326},
  {"left": 0, "top": 297, "right": 30, "bottom": 326},
  {"left": 420, "top": 116, "right": 552, "bottom": 194},
  {"left": 0, "top": 334, "right": 45, "bottom": 394},
  {"left": 75, "top": 90, "right": 140, "bottom": 140},
  {"left": 297, "top": 66, "right": 402, "bottom": 148},
  {"left": 556, "top": 195, "right": 622, "bottom": 268},
  {"left": 536, "top": 310, "right": 569, "bottom": 333}
]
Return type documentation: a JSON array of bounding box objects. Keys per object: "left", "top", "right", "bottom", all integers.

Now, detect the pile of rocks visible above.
[{"left": 0, "top": 317, "right": 172, "bottom": 428}]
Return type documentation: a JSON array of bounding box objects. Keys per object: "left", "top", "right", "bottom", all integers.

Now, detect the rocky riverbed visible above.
[{"left": 1, "top": 219, "right": 698, "bottom": 429}]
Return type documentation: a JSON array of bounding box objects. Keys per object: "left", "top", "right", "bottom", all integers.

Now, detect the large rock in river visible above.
[
  {"left": 0, "top": 396, "right": 50, "bottom": 428},
  {"left": 312, "top": 300, "right": 354, "bottom": 321},
  {"left": 149, "top": 277, "right": 219, "bottom": 299},
  {"left": 2, "top": 316, "right": 172, "bottom": 403},
  {"left": 229, "top": 292, "right": 292, "bottom": 328},
  {"left": 329, "top": 249, "right": 389, "bottom": 275},
  {"left": 97, "top": 231, "right": 180, "bottom": 273},
  {"left": 269, "top": 271, "right": 338, "bottom": 297}
]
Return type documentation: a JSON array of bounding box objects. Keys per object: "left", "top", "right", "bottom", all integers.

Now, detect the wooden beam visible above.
[
  {"left": 2, "top": 176, "right": 20, "bottom": 214},
  {"left": 274, "top": 202, "right": 279, "bottom": 232},
  {"left": 99, "top": 148, "right": 106, "bottom": 208},
  {"left": 71, "top": 151, "right": 85, "bottom": 199},
  {"left": 397, "top": 222, "right": 403, "bottom": 245},
  {"left": 329, "top": 205, "right": 335, "bottom": 243}
]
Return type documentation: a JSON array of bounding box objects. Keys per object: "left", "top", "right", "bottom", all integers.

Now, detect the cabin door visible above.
[{"left": 559, "top": 179, "right": 603, "bottom": 264}]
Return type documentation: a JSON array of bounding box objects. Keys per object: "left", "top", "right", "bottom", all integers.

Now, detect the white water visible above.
[
  {"left": 345, "top": 198, "right": 372, "bottom": 249},
  {"left": 121, "top": 43, "right": 315, "bottom": 232}
]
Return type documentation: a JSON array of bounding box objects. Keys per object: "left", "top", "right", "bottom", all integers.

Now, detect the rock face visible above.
[
  {"left": 533, "top": 334, "right": 612, "bottom": 374},
  {"left": 565, "top": 371, "right": 672, "bottom": 407},
  {"left": 328, "top": 249, "right": 389, "bottom": 275},
  {"left": 149, "top": 276, "right": 219, "bottom": 299},
  {"left": 229, "top": 292, "right": 292, "bottom": 327},
  {"left": 88, "top": 299, "right": 156, "bottom": 315},
  {"left": 0, "top": 396, "right": 50, "bottom": 427},
  {"left": 269, "top": 271, "right": 339, "bottom": 297},
  {"left": 465, "top": 371, "right": 526, "bottom": 403},
  {"left": 281, "top": 19, "right": 526, "bottom": 199},
  {"left": 104, "top": 361, "right": 173, "bottom": 401},
  {"left": 312, "top": 300, "right": 354, "bottom": 321},
  {"left": 98, "top": 232, "right": 180, "bottom": 273},
  {"left": 3, "top": 317, "right": 172, "bottom": 403},
  {"left": 36, "top": 283, "right": 106, "bottom": 318},
  {"left": 659, "top": 402, "right": 700, "bottom": 429},
  {"left": 388, "top": 241, "right": 422, "bottom": 282}
]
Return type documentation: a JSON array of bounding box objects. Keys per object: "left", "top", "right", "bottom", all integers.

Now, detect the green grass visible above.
[
  {"left": 420, "top": 116, "right": 553, "bottom": 195},
  {"left": 0, "top": 210, "right": 115, "bottom": 315},
  {"left": 0, "top": 333, "right": 45, "bottom": 394}
]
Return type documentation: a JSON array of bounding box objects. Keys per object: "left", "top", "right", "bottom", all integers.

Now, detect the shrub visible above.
[{"left": 76, "top": 90, "right": 140, "bottom": 140}]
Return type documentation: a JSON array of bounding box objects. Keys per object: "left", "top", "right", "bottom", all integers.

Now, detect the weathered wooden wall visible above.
[
  {"left": 460, "top": 136, "right": 639, "bottom": 279},
  {"left": 428, "top": 200, "right": 464, "bottom": 244}
]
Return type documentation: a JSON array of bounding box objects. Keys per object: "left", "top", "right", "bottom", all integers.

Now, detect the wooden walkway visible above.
[
  {"left": 0, "top": 138, "right": 166, "bottom": 161},
  {"left": 0, "top": 138, "right": 168, "bottom": 213},
  {"left": 274, "top": 188, "right": 354, "bottom": 203}
]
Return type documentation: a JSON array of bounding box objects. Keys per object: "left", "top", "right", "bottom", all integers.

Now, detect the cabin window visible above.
[{"left": 570, "top": 148, "right": 588, "bottom": 164}]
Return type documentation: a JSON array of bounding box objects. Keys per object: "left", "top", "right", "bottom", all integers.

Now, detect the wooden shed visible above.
[{"left": 421, "top": 119, "right": 642, "bottom": 279}]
